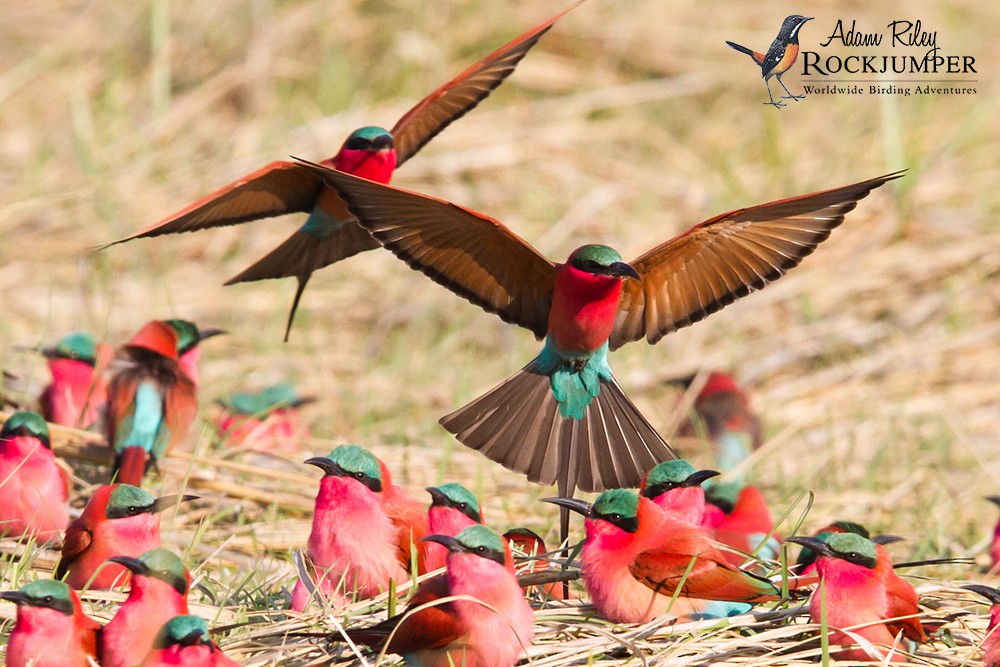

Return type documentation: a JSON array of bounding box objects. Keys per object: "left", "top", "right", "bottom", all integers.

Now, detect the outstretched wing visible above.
[
  {"left": 295, "top": 159, "right": 557, "bottom": 339},
  {"left": 105, "top": 160, "right": 330, "bottom": 245},
  {"left": 393, "top": 1, "right": 581, "bottom": 166},
  {"left": 611, "top": 172, "right": 903, "bottom": 349}
]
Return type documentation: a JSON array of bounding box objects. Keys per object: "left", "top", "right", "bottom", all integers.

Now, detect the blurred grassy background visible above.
[{"left": 1, "top": 0, "right": 998, "bottom": 567}]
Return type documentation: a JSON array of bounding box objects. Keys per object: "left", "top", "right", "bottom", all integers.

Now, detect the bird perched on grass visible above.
[
  {"left": 0, "top": 579, "right": 101, "bottom": 667},
  {"left": 105, "top": 3, "right": 582, "bottom": 340},
  {"left": 105, "top": 320, "right": 198, "bottom": 485},
  {"left": 545, "top": 490, "right": 777, "bottom": 623},
  {"left": 963, "top": 584, "right": 1000, "bottom": 667},
  {"left": 703, "top": 480, "right": 780, "bottom": 563},
  {"left": 56, "top": 483, "right": 196, "bottom": 590},
  {"left": 640, "top": 459, "right": 719, "bottom": 525},
  {"left": 139, "top": 615, "right": 241, "bottom": 667},
  {"left": 0, "top": 410, "right": 70, "bottom": 541},
  {"left": 299, "top": 159, "right": 902, "bottom": 542},
  {"left": 37, "top": 331, "right": 111, "bottom": 429},
  {"left": 215, "top": 382, "right": 314, "bottom": 451},
  {"left": 786, "top": 532, "right": 927, "bottom": 662},
  {"left": 425, "top": 483, "right": 484, "bottom": 572},
  {"left": 101, "top": 549, "right": 192, "bottom": 667},
  {"left": 343, "top": 525, "right": 534, "bottom": 667},
  {"left": 292, "top": 444, "right": 428, "bottom": 611},
  {"left": 726, "top": 15, "right": 814, "bottom": 107},
  {"left": 503, "top": 527, "right": 570, "bottom": 601}
]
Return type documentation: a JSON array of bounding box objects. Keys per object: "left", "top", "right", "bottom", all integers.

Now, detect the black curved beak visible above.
[
  {"left": 963, "top": 584, "right": 1000, "bottom": 605},
  {"left": 987, "top": 496, "right": 1000, "bottom": 508},
  {"left": 304, "top": 457, "right": 345, "bottom": 476},
  {"left": 107, "top": 555, "right": 149, "bottom": 575},
  {"left": 151, "top": 494, "right": 199, "bottom": 513},
  {"left": 541, "top": 497, "right": 593, "bottom": 517},
  {"left": 421, "top": 534, "right": 464, "bottom": 552},
  {"left": 684, "top": 469, "right": 721, "bottom": 487},
  {"left": 609, "top": 261, "right": 641, "bottom": 281},
  {"left": 872, "top": 534, "right": 905, "bottom": 545},
  {"left": 426, "top": 486, "right": 450, "bottom": 507},
  {"left": 371, "top": 134, "right": 394, "bottom": 150},
  {"left": 197, "top": 328, "right": 226, "bottom": 342},
  {"left": 0, "top": 591, "right": 26, "bottom": 605},
  {"left": 786, "top": 536, "right": 835, "bottom": 558}
]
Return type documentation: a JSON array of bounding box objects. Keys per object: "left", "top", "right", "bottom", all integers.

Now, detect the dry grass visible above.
[{"left": 2, "top": 0, "right": 999, "bottom": 664}]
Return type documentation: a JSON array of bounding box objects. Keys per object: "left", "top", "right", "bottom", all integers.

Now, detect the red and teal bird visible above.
[
  {"left": 425, "top": 483, "right": 484, "bottom": 573},
  {"left": 0, "top": 579, "right": 101, "bottom": 667},
  {"left": 963, "top": 584, "right": 1000, "bottom": 667},
  {"left": 214, "top": 381, "right": 315, "bottom": 451},
  {"left": 342, "top": 525, "right": 534, "bottom": 667},
  {"left": 101, "top": 548, "right": 191, "bottom": 667},
  {"left": 138, "top": 615, "right": 241, "bottom": 667},
  {"left": 503, "top": 527, "right": 570, "bottom": 601},
  {"left": 640, "top": 459, "right": 719, "bottom": 526},
  {"left": 38, "top": 331, "right": 111, "bottom": 429},
  {"left": 703, "top": 480, "right": 781, "bottom": 564},
  {"left": 291, "top": 444, "right": 429, "bottom": 611},
  {"left": 299, "top": 160, "right": 902, "bottom": 540},
  {"left": 105, "top": 321, "right": 198, "bottom": 486},
  {"left": 786, "top": 532, "right": 927, "bottom": 663},
  {"left": 165, "top": 319, "right": 224, "bottom": 387},
  {"left": 105, "top": 3, "right": 581, "bottom": 340},
  {"left": 55, "top": 483, "right": 196, "bottom": 590},
  {"left": 545, "top": 489, "right": 777, "bottom": 623},
  {"left": 0, "top": 411, "right": 70, "bottom": 541}
]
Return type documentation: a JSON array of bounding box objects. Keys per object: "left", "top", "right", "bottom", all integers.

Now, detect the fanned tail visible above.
[
  {"left": 224, "top": 222, "right": 380, "bottom": 339},
  {"left": 440, "top": 365, "right": 676, "bottom": 542}
]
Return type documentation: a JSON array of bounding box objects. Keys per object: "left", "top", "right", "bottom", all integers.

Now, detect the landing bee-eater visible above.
[
  {"left": 343, "top": 525, "right": 534, "bottom": 667},
  {"left": 301, "top": 159, "right": 902, "bottom": 542},
  {"left": 38, "top": 331, "right": 111, "bottom": 429},
  {"left": 105, "top": 321, "right": 198, "bottom": 485},
  {"left": 106, "top": 3, "right": 582, "bottom": 340},
  {"left": 55, "top": 483, "right": 196, "bottom": 590},
  {"left": 0, "top": 411, "right": 70, "bottom": 541},
  {"left": 0, "top": 579, "right": 101, "bottom": 667},
  {"left": 139, "top": 615, "right": 241, "bottom": 667}
]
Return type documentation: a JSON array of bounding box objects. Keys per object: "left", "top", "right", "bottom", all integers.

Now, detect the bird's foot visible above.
[
  {"left": 763, "top": 100, "right": 786, "bottom": 108},
  {"left": 781, "top": 94, "right": 806, "bottom": 100}
]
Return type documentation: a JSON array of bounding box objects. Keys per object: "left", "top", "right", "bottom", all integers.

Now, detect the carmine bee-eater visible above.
[
  {"left": 987, "top": 496, "right": 1000, "bottom": 574},
  {"left": 503, "top": 527, "right": 570, "bottom": 601},
  {"left": 425, "top": 483, "right": 484, "bottom": 572},
  {"left": 38, "top": 331, "right": 111, "bottom": 429},
  {"left": 55, "top": 483, "right": 196, "bottom": 590},
  {"left": 300, "top": 160, "right": 902, "bottom": 542},
  {"left": 105, "top": 320, "right": 198, "bottom": 485},
  {"left": 703, "top": 480, "right": 780, "bottom": 563},
  {"left": 786, "top": 532, "right": 927, "bottom": 662},
  {"left": 105, "top": 3, "right": 582, "bottom": 341},
  {"left": 674, "top": 371, "right": 762, "bottom": 475},
  {"left": 139, "top": 615, "right": 241, "bottom": 667},
  {"left": 640, "top": 459, "right": 719, "bottom": 525},
  {"left": 0, "top": 579, "right": 101, "bottom": 667},
  {"left": 344, "top": 525, "right": 534, "bottom": 667},
  {"left": 291, "top": 444, "right": 428, "bottom": 611},
  {"left": 165, "top": 319, "right": 224, "bottom": 387},
  {"left": 0, "top": 411, "right": 70, "bottom": 541},
  {"left": 215, "top": 382, "right": 315, "bottom": 451},
  {"left": 795, "top": 521, "right": 874, "bottom": 575},
  {"left": 545, "top": 490, "right": 777, "bottom": 623},
  {"left": 101, "top": 548, "right": 191, "bottom": 667},
  {"left": 963, "top": 584, "right": 1000, "bottom": 667}
]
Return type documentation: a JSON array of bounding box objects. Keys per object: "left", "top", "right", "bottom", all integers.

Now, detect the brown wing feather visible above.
[
  {"left": 630, "top": 548, "right": 778, "bottom": 601},
  {"left": 346, "top": 576, "right": 465, "bottom": 652},
  {"left": 106, "top": 160, "right": 329, "bottom": 245},
  {"left": 612, "top": 172, "right": 904, "bottom": 349},
  {"left": 295, "top": 159, "right": 557, "bottom": 339},
  {"left": 56, "top": 519, "right": 93, "bottom": 579},
  {"left": 392, "top": 2, "right": 581, "bottom": 166}
]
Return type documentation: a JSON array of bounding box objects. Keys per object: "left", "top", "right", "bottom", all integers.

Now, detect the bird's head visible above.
[
  {"left": 108, "top": 548, "right": 189, "bottom": 596},
  {"left": 153, "top": 615, "right": 213, "bottom": 650},
  {"left": 43, "top": 331, "right": 98, "bottom": 365},
  {"left": 166, "top": 319, "right": 225, "bottom": 356},
  {"left": 0, "top": 580, "right": 75, "bottom": 616},
  {"left": 427, "top": 483, "right": 482, "bottom": 523},
  {"left": 567, "top": 245, "right": 641, "bottom": 281},
  {"left": 788, "top": 532, "right": 878, "bottom": 570},
  {"left": 106, "top": 484, "right": 197, "bottom": 520},
  {"left": 343, "top": 126, "right": 395, "bottom": 153},
  {"left": 423, "top": 524, "right": 507, "bottom": 567},
  {"left": 0, "top": 411, "right": 51, "bottom": 449},
  {"left": 781, "top": 15, "right": 813, "bottom": 40},
  {"left": 642, "top": 459, "right": 719, "bottom": 498},
  {"left": 305, "top": 444, "right": 384, "bottom": 493}
]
